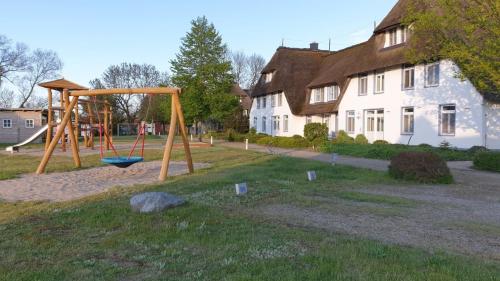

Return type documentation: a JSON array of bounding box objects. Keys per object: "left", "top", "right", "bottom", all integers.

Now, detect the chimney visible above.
[{"left": 310, "top": 42, "right": 319, "bottom": 50}]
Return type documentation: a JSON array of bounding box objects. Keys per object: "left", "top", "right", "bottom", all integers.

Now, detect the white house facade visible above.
[{"left": 249, "top": 0, "right": 500, "bottom": 149}]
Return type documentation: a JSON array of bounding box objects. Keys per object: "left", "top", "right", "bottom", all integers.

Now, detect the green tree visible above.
[
  {"left": 403, "top": 0, "right": 499, "bottom": 96},
  {"left": 170, "top": 16, "right": 237, "bottom": 137}
]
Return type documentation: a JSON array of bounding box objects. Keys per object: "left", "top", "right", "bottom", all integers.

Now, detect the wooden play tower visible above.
[{"left": 37, "top": 78, "right": 193, "bottom": 181}]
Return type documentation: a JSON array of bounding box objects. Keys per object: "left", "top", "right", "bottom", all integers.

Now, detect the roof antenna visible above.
[
  {"left": 281, "top": 38, "right": 284, "bottom": 47},
  {"left": 328, "top": 38, "right": 331, "bottom": 51}
]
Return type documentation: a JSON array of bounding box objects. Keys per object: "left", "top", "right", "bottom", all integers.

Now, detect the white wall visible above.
[
  {"left": 338, "top": 60, "right": 496, "bottom": 149},
  {"left": 249, "top": 92, "right": 337, "bottom": 137},
  {"left": 486, "top": 102, "right": 500, "bottom": 149}
]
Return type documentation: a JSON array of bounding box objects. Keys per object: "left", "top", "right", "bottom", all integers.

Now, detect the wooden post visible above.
[
  {"left": 36, "top": 96, "right": 79, "bottom": 174},
  {"left": 60, "top": 91, "right": 66, "bottom": 152},
  {"left": 74, "top": 101, "right": 79, "bottom": 150},
  {"left": 64, "top": 90, "right": 81, "bottom": 168},
  {"left": 86, "top": 102, "right": 95, "bottom": 149},
  {"left": 104, "top": 102, "right": 110, "bottom": 151},
  {"left": 159, "top": 97, "right": 178, "bottom": 181},
  {"left": 45, "top": 89, "right": 53, "bottom": 151},
  {"left": 172, "top": 91, "right": 194, "bottom": 173}
]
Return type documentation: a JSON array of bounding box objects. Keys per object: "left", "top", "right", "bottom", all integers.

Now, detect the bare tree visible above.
[
  {"left": 91, "top": 63, "right": 169, "bottom": 123},
  {"left": 0, "top": 87, "right": 15, "bottom": 107},
  {"left": 16, "top": 49, "right": 62, "bottom": 108},
  {"left": 247, "top": 53, "right": 266, "bottom": 89},
  {"left": 0, "top": 35, "right": 29, "bottom": 86},
  {"left": 230, "top": 51, "right": 248, "bottom": 87}
]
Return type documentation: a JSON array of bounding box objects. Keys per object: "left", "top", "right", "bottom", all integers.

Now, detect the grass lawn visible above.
[
  {"left": 0, "top": 147, "right": 499, "bottom": 280},
  {"left": 320, "top": 143, "right": 474, "bottom": 161}
]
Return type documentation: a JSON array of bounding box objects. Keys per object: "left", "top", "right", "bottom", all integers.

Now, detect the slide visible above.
[{"left": 5, "top": 124, "right": 49, "bottom": 152}]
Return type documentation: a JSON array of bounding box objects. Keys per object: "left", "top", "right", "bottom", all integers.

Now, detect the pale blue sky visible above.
[{"left": 1, "top": 0, "right": 398, "bottom": 87}]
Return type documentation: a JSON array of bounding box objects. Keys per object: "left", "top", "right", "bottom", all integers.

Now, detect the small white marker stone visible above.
[
  {"left": 235, "top": 183, "right": 248, "bottom": 195},
  {"left": 210, "top": 136, "right": 213, "bottom": 145},
  {"left": 245, "top": 138, "right": 249, "bottom": 150},
  {"left": 307, "top": 171, "right": 317, "bottom": 181}
]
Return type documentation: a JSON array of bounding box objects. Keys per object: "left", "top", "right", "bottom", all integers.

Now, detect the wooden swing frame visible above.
[{"left": 36, "top": 87, "right": 194, "bottom": 182}]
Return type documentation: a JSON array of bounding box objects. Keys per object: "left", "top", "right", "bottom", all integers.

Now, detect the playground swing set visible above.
[{"left": 37, "top": 79, "right": 193, "bottom": 181}]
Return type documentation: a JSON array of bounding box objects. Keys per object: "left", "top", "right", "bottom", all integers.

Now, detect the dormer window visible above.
[
  {"left": 264, "top": 72, "right": 274, "bottom": 83},
  {"left": 326, "top": 85, "right": 339, "bottom": 101},
  {"left": 389, "top": 28, "right": 397, "bottom": 46},
  {"left": 401, "top": 26, "right": 408, "bottom": 43}
]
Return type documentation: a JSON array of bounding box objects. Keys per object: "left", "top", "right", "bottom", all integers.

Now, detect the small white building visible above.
[{"left": 249, "top": 0, "right": 500, "bottom": 149}]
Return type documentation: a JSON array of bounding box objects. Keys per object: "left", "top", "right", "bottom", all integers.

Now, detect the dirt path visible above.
[{"left": 0, "top": 161, "right": 209, "bottom": 202}]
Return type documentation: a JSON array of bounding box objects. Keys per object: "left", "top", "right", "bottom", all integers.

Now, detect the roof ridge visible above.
[{"left": 276, "top": 46, "right": 335, "bottom": 54}]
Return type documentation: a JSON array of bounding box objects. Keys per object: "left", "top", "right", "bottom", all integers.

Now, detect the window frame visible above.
[
  {"left": 256, "top": 98, "right": 260, "bottom": 109},
  {"left": 2, "top": 119, "right": 12, "bottom": 129},
  {"left": 402, "top": 65, "right": 415, "bottom": 90},
  {"left": 25, "top": 119, "right": 35, "bottom": 128},
  {"left": 262, "top": 96, "right": 267, "bottom": 108},
  {"left": 264, "top": 72, "right": 273, "bottom": 83},
  {"left": 358, "top": 74, "right": 368, "bottom": 95},
  {"left": 389, "top": 28, "right": 398, "bottom": 46},
  {"left": 262, "top": 116, "right": 267, "bottom": 133},
  {"left": 277, "top": 93, "right": 282, "bottom": 107},
  {"left": 425, "top": 62, "right": 440, "bottom": 87},
  {"left": 346, "top": 111, "right": 355, "bottom": 133},
  {"left": 283, "top": 115, "right": 289, "bottom": 132},
  {"left": 271, "top": 94, "right": 276, "bottom": 107},
  {"left": 439, "top": 104, "right": 456, "bottom": 136},
  {"left": 374, "top": 71, "right": 385, "bottom": 94},
  {"left": 272, "top": 115, "right": 280, "bottom": 132},
  {"left": 401, "top": 107, "right": 415, "bottom": 135}
]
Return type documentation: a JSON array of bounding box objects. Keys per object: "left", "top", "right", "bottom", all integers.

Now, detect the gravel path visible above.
[{"left": 0, "top": 161, "right": 209, "bottom": 202}]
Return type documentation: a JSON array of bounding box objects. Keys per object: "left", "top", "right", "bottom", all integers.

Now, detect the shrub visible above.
[
  {"left": 418, "top": 143, "right": 433, "bottom": 148},
  {"left": 354, "top": 134, "right": 369, "bottom": 144},
  {"left": 256, "top": 136, "right": 274, "bottom": 146},
  {"left": 247, "top": 132, "right": 268, "bottom": 143},
  {"left": 389, "top": 152, "right": 453, "bottom": 183},
  {"left": 333, "top": 130, "right": 354, "bottom": 144},
  {"left": 473, "top": 151, "right": 500, "bottom": 172},
  {"left": 373, "top": 140, "right": 389, "bottom": 145},
  {"left": 468, "top": 146, "right": 488, "bottom": 154},
  {"left": 226, "top": 128, "right": 236, "bottom": 142},
  {"left": 304, "top": 123, "right": 328, "bottom": 144},
  {"left": 249, "top": 127, "right": 257, "bottom": 135}
]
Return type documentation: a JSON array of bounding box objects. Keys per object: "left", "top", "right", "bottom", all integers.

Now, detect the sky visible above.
[{"left": 1, "top": 0, "right": 398, "bottom": 88}]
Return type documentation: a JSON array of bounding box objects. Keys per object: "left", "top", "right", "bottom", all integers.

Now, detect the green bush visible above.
[
  {"left": 389, "top": 152, "right": 453, "bottom": 183},
  {"left": 249, "top": 127, "right": 257, "bottom": 135},
  {"left": 255, "top": 135, "right": 310, "bottom": 148},
  {"left": 256, "top": 136, "right": 274, "bottom": 145},
  {"left": 373, "top": 140, "right": 389, "bottom": 145},
  {"left": 418, "top": 143, "right": 433, "bottom": 148},
  {"left": 226, "top": 129, "right": 236, "bottom": 142},
  {"left": 473, "top": 151, "right": 500, "bottom": 172},
  {"left": 468, "top": 146, "right": 488, "bottom": 154},
  {"left": 333, "top": 130, "right": 354, "bottom": 144},
  {"left": 304, "top": 123, "right": 328, "bottom": 144},
  {"left": 354, "top": 134, "right": 369, "bottom": 144},
  {"left": 247, "top": 132, "right": 268, "bottom": 143}
]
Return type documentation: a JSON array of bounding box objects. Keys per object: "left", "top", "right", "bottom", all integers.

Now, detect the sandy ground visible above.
[{"left": 0, "top": 161, "right": 209, "bottom": 202}]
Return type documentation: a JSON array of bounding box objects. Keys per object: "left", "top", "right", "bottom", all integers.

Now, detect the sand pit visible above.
[{"left": 0, "top": 161, "right": 209, "bottom": 202}]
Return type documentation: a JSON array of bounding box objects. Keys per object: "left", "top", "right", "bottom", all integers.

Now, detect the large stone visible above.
[{"left": 130, "top": 192, "right": 185, "bottom": 213}]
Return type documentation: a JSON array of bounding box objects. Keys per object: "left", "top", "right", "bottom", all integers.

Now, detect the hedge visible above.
[
  {"left": 389, "top": 152, "right": 453, "bottom": 183},
  {"left": 473, "top": 151, "right": 500, "bottom": 172}
]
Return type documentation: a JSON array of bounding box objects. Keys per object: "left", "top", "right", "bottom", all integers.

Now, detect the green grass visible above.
[
  {"left": 321, "top": 143, "right": 473, "bottom": 161},
  {"left": 1, "top": 147, "right": 499, "bottom": 280},
  {"left": 334, "top": 191, "right": 417, "bottom": 207}
]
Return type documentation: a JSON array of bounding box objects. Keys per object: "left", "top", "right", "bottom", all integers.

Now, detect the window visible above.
[
  {"left": 425, "top": 62, "right": 440, "bottom": 87},
  {"left": 402, "top": 26, "right": 408, "bottom": 43},
  {"left": 25, "top": 119, "right": 34, "bottom": 128},
  {"left": 264, "top": 72, "right": 273, "bottom": 83},
  {"left": 253, "top": 117, "right": 258, "bottom": 129},
  {"left": 440, "top": 104, "right": 456, "bottom": 135},
  {"left": 283, "top": 115, "right": 289, "bottom": 132},
  {"left": 366, "top": 111, "right": 375, "bottom": 132},
  {"left": 306, "top": 116, "right": 312, "bottom": 124},
  {"left": 401, "top": 107, "right": 414, "bottom": 134},
  {"left": 2, "top": 119, "right": 12, "bottom": 128},
  {"left": 358, "top": 74, "right": 368, "bottom": 95},
  {"left": 377, "top": 110, "right": 384, "bottom": 132},
  {"left": 272, "top": 116, "right": 280, "bottom": 132},
  {"left": 257, "top": 98, "right": 261, "bottom": 109},
  {"left": 277, "top": 93, "right": 282, "bottom": 106},
  {"left": 375, "top": 72, "right": 385, "bottom": 93},
  {"left": 346, "top": 111, "right": 355, "bottom": 133},
  {"left": 403, "top": 65, "right": 415, "bottom": 90},
  {"left": 262, "top": 116, "right": 267, "bottom": 132},
  {"left": 326, "top": 85, "right": 338, "bottom": 101},
  {"left": 271, "top": 94, "right": 276, "bottom": 107},
  {"left": 389, "top": 28, "right": 397, "bottom": 46},
  {"left": 262, "top": 96, "right": 267, "bottom": 108},
  {"left": 312, "top": 88, "right": 323, "bottom": 103}
]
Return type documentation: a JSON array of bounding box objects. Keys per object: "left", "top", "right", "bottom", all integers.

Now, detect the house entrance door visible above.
[{"left": 365, "top": 109, "right": 384, "bottom": 142}]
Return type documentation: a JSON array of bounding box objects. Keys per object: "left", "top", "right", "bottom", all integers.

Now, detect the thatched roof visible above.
[
  {"left": 251, "top": 47, "right": 332, "bottom": 115},
  {"left": 38, "top": 78, "right": 88, "bottom": 91},
  {"left": 231, "top": 84, "right": 252, "bottom": 110}
]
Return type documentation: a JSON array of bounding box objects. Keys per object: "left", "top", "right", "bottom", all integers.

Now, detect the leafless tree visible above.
[
  {"left": 247, "top": 53, "right": 266, "bottom": 89},
  {"left": 230, "top": 51, "right": 248, "bottom": 87},
  {"left": 16, "top": 49, "right": 62, "bottom": 108},
  {"left": 0, "top": 87, "right": 15, "bottom": 107},
  {"left": 91, "top": 63, "right": 169, "bottom": 123},
  {"left": 0, "top": 35, "right": 29, "bottom": 86}
]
